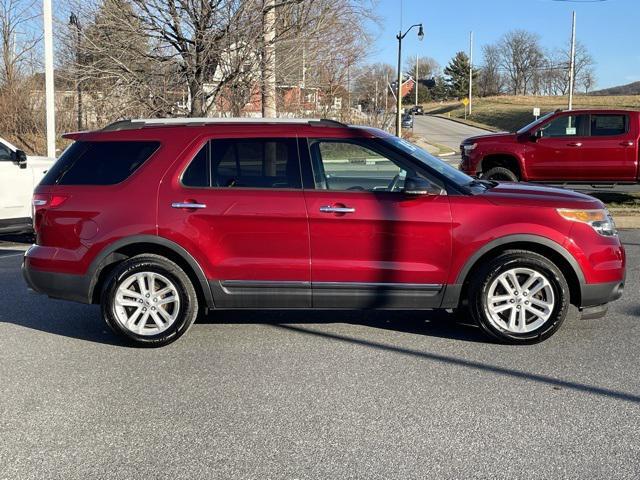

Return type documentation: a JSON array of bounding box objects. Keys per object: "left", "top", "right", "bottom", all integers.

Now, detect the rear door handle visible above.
[
  {"left": 319, "top": 205, "right": 356, "bottom": 214},
  {"left": 171, "top": 202, "right": 207, "bottom": 209},
  {"left": 620, "top": 141, "right": 634, "bottom": 147},
  {"left": 567, "top": 142, "right": 582, "bottom": 147}
]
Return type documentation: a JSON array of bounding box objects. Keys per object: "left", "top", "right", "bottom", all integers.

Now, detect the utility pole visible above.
[
  {"left": 468, "top": 31, "right": 473, "bottom": 116},
  {"left": 69, "top": 13, "right": 82, "bottom": 130},
  {"left": 568, "top": 11, "right": 576, "bottom": 110},
  {"left": 43, "top": 0, "right": 56, "bottom": 158},
  {"left": 384, "top": 73, "right": 388, "bottom": 112},
  {"left": 415, "top": 54, "right": 418, "bottom": 106},
  {"left": 261, "top": 0, "right": 277, "bottom": 118}
]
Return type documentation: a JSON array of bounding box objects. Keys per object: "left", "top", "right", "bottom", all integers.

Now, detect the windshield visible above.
[
  {"left": 516, "top": 112, "right": 555, "bottom": 134},
  {"left": 381, "top": 136, "right": 474, "bottom": 187}
]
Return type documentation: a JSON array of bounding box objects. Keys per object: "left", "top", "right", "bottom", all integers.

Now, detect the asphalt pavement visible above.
[
  {"left": 413, "top": 115, "right": 489, "bottom": 152},
  {"left": 1, "top": 233, "right": 640, "bottom": 479}
]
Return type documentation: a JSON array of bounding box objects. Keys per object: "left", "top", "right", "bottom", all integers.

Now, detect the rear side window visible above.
[
  {"left": 41, "top": 141, "right": 160, "bottom": 186},
  {"left": 182, "top": 138, "right": 301, "bottom": 189},
  {"left": 591, "top": 114, "right": 627, "bottom": 136}
]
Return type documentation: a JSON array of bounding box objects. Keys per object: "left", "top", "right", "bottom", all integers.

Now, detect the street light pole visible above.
[
  {"left": 568, "top": 11, "right": 576, "bottom": 110},
  {"left": 43, "top": 0, "right": 55, "bottom": 157},
  {"left": 395, "top": 23, "right": 423, "bottom": 137},
  {"left": 469, "top": 31, "right": 473, "bottom": 116}
]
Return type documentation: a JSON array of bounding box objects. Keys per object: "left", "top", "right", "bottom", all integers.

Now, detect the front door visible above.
[
  {"left": 0, "top": 143, "right": 32, "bottom": 223},
  {"left": 526, "top": 113, "right": 590, "bottom": 181},
  {"left": 158, "top": 136, "right": 311, "bottom": 308},
  {"left": 302, "top": 137, "right": 452, "bottom": 308}
]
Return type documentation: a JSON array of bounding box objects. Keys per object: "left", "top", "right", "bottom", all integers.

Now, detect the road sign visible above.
[
  {"left": 533, "top": 107, "right": 541, "bottom": 119},
  {"left": 462, "top": 98, "right": 469, "bottom": 106}
]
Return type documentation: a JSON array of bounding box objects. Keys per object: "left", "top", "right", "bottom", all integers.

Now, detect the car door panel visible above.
[{"left": 158, "top": 137, "right": 311, "bottom": 308}]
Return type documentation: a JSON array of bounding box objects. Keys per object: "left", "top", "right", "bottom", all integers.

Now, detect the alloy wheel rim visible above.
[
  {"left": 113, "top": 272, "right": 180, "bottom": 336},
  {"left": 485, "top": 267, "right": 555, "bottom": 334}
]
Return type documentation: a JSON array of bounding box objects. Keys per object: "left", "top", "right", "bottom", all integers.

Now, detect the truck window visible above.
[
  {"left": 591, "top": 114, "right": 627, "bottom": 136},
  {"left": 0, "top": 143, "right": 12, "bottom": 161},
  {"left": 540, "top": 114, "right": 589, "bottom": 138}
]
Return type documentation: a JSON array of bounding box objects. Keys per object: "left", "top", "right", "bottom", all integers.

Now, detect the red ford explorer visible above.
[{"left": 23, "top": 118, "right": 625, "bottom": 346}]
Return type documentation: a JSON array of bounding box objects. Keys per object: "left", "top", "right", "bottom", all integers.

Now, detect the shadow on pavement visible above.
[{"left": 269, "top": 323, "right": 640, "bottom": 405}]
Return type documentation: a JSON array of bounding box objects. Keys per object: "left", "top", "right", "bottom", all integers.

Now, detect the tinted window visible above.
[
  {"left": 181, "top": 138, "right": 301, "bottom": 189},
  {"left": 540, "top": 114, "right": 589, "bottom": 138},
  {"left": 591, "top": 114, "right": 627, "bottom": 136},
  {"left": 41, "top": 141, "right": 159, "bottom": 186},
  {"left": 182, "top": 143, "right": 210, "bottom": 187},
  {"left": 0, "top": 143, "right": 12, "bottom": 161}
]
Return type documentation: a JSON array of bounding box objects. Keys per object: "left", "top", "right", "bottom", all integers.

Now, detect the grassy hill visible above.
[
  {"left": 591, "top": 81, "right": 640, "bottom": 96},
  {"left": 422, "top": 95, "right": 640, "bottom": 132}
]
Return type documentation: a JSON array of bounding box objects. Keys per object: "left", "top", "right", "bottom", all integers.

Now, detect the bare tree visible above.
[
  {"left": 477, "top": 44, "right": 503, "bottom": 96},
  {"left": 404, "top": 56, "right": 439, "bottom": 80},
  {"left": 497, "top": 30, "right": 544, "bottom": 95}
]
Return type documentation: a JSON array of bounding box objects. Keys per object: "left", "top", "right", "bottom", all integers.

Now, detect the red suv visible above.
[{"left": 23, "top": 118, "right": 625, "bottom": 346}]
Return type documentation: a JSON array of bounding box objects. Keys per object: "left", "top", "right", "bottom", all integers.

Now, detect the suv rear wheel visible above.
[
  {"left": 101, "top": 254, "right": 199, "bottom": 347},
  {"left": 469, "top": 250, "right": 569, "bottom": 344}
]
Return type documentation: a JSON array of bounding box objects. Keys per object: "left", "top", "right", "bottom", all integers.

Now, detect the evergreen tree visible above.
[{"left": 444, "top": 51, "right": 478, "bottom": 99}]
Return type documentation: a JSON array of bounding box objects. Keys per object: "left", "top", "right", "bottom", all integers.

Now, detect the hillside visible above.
[
  {"left": 422, "top": 95, "right": 640, "bottom": 132},
  {"left": 591, "top": 81, "right": 640, "bottom": 96}
]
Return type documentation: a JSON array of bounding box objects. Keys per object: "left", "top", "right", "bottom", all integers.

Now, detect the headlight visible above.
[
  {"left": 557, "top": 208, "right": 617, "bottom": 236},
  {"left": 462, "top": 143, "right": 477, "bottom": 152}
]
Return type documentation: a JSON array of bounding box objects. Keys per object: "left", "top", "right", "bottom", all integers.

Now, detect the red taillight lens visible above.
[{"left": 32, "top": 194, "right": 70, "bottom": 233}]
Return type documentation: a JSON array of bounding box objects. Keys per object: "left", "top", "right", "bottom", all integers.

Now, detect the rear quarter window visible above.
[{"left": 41, "top": 141, "right": 160, "bottom": 186}]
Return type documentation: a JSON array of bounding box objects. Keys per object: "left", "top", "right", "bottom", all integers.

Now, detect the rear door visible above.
[
  {"left": 158, "top": 136, "right": 311, "bottom": 308},
  {"left": 579, "top": 113, "right": 636, "bottom": 181},
  {"left": 526, "top": 113, "right": 589, "bottom": 181}
]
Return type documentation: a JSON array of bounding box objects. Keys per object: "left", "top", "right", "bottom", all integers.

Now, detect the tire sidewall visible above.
[
  {"left": 102, "top": 257, "right": 198, "bottom": 346},
  {"left": 484, "top": 167, "right": 518, "bottom": 182},
  {"left": 472, "top": 254, "right": 569, "bottom": 343}
]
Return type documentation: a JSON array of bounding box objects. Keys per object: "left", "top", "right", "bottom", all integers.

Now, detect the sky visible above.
[{"left": 367, "top": 0, "right": 640, "bottom": 89}]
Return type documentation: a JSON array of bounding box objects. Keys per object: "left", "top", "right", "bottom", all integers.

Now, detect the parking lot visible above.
[{"left": 1, "top": 232, "right": 639, "bottom": 479}]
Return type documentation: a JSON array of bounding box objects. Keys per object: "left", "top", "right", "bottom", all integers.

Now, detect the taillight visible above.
[{"left": 32, "top": 193, "right": 70, "bottom": 233}]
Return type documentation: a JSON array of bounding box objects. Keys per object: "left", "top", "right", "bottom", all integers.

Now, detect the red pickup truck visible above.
[{"left": 459, "top": 109, "right": 640, "bottom": 185}]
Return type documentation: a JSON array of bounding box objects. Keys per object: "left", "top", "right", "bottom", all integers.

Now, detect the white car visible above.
[{"left": 0, "top": 137, "right": 55, "bottom": 234}]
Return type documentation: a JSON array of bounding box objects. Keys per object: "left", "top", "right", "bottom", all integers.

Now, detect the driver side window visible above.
[{"left": 309, "top": 139, "right": 406, "bottom": 192}]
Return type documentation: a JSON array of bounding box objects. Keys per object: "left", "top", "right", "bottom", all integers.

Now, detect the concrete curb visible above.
[{"left": 432, "top": 114, "right": 498, "bottom": 132}]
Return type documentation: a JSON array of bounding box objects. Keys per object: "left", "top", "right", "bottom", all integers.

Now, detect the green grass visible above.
[{"left": 422, "top": 95, "right": 640, "bottom": 132}]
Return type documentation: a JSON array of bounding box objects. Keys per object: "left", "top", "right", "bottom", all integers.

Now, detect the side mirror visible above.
[
  {"left": 13, "top": 150, "right": 27, "bottom": 169},
  {"left": 530, "top": 130, "right": 543, "bottom": 142},
  {"left": 404, "top": 176, "right": 439, "bottom": 195}
]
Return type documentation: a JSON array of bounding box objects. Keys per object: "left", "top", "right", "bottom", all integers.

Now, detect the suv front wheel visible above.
[
  {"left": 101, "top": 254, "right": 199, "bottom": 347},
  {"left": 469, "top": 250, "right": 570, "bottom": 344}
]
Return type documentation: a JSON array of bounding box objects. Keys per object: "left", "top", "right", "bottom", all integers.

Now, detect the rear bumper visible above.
[{"left": 22, "top": 258, "right": 92, "bottom": 304}]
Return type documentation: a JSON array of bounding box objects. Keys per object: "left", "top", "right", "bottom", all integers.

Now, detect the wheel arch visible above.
[
  {"left": 88, "top": 235, "right": 214, "bottom": 309},
  {"left": 447, "top": 235, "right": 584, "bottom": 308},
  {"left": 480, "top": 153, "right": 524, "bottom": 179}
]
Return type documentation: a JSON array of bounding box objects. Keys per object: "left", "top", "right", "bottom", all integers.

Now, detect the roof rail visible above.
[{"left": 101, "top": 117, "right": 349, "bottom": 131}]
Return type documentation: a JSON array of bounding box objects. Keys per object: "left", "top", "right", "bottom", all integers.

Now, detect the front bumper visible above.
[
  {"left": 581, "top": 280, "right": 625, "bottom": 308},
  {"left": 22, "top": 257, "right": 92, "bottom": 304}
]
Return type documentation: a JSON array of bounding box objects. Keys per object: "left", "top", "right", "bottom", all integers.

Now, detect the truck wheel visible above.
[
  {"left": 483, "top": 166, "right": 518, "bottom": 182},
  {"left": 468, "top": 250, "right": 569, "bottom": 344},
  {"left": 101, "top": 254, "right": 199, "bottom": 347}
]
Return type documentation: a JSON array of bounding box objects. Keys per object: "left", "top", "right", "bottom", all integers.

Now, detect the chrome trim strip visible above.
[
  {"left": 220, "top": 280, "right": 442, "bottom": 291},
  {"left": 221, "top": 280, "right": 311, "bottom": 289}
]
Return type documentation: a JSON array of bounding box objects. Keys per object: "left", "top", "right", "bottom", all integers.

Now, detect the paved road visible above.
[
  {"left": 413, "top": 115, "right": 490, "bottom": 152},
  {"left": 1, "top": 234, "right": 640, "bottom": 479}
]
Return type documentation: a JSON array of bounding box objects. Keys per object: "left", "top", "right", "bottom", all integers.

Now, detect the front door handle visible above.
[
  {"left": 567, "top": 142, "right": 582, "bottom": 147},
  {"left": 620, "top": 140, "right": 634, "bottom": 147},
  {"left": 171, "top": 202, "right": 207, "bottom": 209},
  {"left": 319, "top": 205, "right": 356, "bottom": 214}
]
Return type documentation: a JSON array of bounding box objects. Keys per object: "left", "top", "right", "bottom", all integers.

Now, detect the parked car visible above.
[
  {"left": 401, "top": 114, "right": 414, "bottom": 129},
  {"left": 23, "top": 118, "right": 625, "bottom": 346},
  {"left": 459, "top": 109, "right": 640, "bottom": 184},
  {"left": 0, "top": 137, "right": 55, "bottom": 234},
  {"left": 409, "top": 105, "right": 424, "bottom": 115}
]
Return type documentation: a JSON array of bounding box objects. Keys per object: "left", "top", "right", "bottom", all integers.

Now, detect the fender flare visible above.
[
  {"left": 455, "top": 234, "right": 585, "bottom": 285},
  {"left": 87, "top": 235, "right": 214, "bottom": 308}
]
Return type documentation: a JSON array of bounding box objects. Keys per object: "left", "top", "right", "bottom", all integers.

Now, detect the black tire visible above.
[
  {"left": 483, "top": 166, "right": 518, "bottom": 182},
  {"left": 468, "top": 250, "right": 570, "bottom": 344},
  {"left": 101, "top": 254, "right": 199, "bottom": 347}
]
